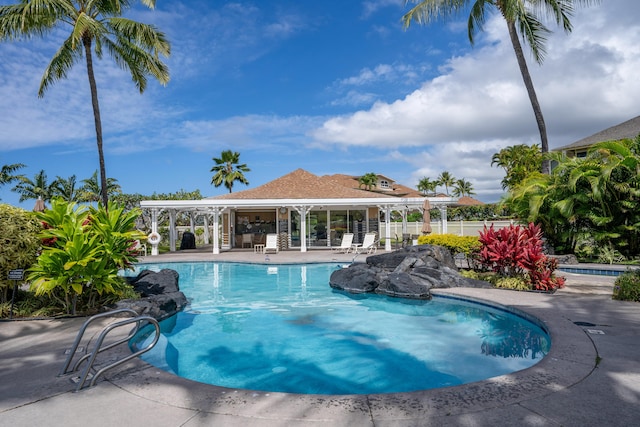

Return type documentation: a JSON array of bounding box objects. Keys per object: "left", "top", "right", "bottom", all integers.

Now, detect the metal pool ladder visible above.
[{"left": 59, "top": 308, "right": 161, "bottom": 392}]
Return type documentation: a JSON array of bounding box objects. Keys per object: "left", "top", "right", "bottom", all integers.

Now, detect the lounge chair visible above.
[
  {"left": 264, "top": 233, "right": 279, "bottom": 254},
  {"left": 355, "top": 232, "right": 378, "bottom": 254},
  {"left": 331, "top": 233, "right": 354, "bottom": 253}
]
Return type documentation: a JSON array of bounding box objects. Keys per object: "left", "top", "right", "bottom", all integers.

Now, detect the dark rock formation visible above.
[
  {"left": 330, "top": 245, "right": 491, "bottom": 300},
  {"left": 111, "top": 269, "right": 187, "bottom": 320},
  {"left": 549, "top": 254, "right": 579, "bottom": 265}
]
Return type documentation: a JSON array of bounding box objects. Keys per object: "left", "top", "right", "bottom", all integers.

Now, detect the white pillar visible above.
[
  {"left": 402, "top": 207, "right": 408, "bottom": 235},
  {"left": 211, "top": 207, "right": 222, "bottom": 254},
  {"left": 385, "top": 206, "right": 392, "bottom": 251},
  {"left": 294, "top": 205, "right": 312, "bottom": 252},
  {"left": 150, "top": 208, "right": 159, "bottom": 256},
  {"left": 189, "top": 213, "right": 195, "bottom": 234},
  {"left": 203, "top": 215, "right": 210, "bottom": 244},
  {"left": 169, "top": 210, "right": 177, "bottom": 252},
  {"left": 300, "top": 207, "right": 308, "bottom": 253},
  {"left": 440, "top": 206, "right": 448, "bottom": 234}
]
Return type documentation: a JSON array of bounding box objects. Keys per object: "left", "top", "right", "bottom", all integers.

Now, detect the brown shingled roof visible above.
[
  {"left": 456, "top": 196, "right": 484, "bottom": 206},
  {"left": 212, "top": 169, "right": 389, "bottom": 200},
  {"left": 322, "top": 174, "right": 424, "bottom": 198}
]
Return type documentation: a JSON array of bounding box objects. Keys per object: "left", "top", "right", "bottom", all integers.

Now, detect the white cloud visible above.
[{"left": 309, "top": 1, "right": 640, "bottom": 201}]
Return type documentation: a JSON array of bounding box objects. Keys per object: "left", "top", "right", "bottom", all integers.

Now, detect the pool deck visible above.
[{"left": 2, "top": 248, "right": 640, "bottom": 426}]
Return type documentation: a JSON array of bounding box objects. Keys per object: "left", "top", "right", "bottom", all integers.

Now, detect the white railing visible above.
[{"left": 381, "top": 220, "right": 514, "bottom": 237}]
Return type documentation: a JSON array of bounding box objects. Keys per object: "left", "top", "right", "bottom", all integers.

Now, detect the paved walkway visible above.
[{"left": 1, "top": 249, "right": 639, "bottom": 426}]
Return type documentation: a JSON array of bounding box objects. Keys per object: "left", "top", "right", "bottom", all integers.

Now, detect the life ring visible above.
[{"left": 147, "top": 232, "right": 162, "bottom": 245}]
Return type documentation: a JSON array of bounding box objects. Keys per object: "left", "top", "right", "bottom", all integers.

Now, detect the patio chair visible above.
[
  {"left": 131, "top": 240, "right": 147, "bottom": 256},
  {"left": 264, "top": 233, "right": 279, "bottom": 254},
  {"left": 331, "top": 233, "right": 354, "bottom": 253},
  {"left": 355, "top": 232, "right": 378, "bottom": 254},
  {"left": 242, "top": 233, "right": 253, "bottom": 248}
]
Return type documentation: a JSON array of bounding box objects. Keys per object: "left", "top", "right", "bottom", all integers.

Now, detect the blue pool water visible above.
[{"left": 129, "top": 262, "right": 550, "bottom": 395}]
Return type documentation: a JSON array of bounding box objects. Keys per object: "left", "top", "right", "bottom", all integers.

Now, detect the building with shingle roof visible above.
[
  {"left": 141, "top": 169, "right": 458, "bottom": 255},
  {"left": 554, "top": 115, "right": 640, "bottom": 157}
]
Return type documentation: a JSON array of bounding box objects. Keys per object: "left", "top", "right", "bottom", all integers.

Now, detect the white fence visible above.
[{"left": 382, "top": 220, "right": 514, "bottom": 238}]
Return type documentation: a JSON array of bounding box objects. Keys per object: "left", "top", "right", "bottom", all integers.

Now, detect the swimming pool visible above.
[{"left": 129, "top": 262, "right": 550, "bottom": 395}]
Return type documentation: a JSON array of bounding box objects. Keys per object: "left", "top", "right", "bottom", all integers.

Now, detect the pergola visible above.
[{"left": 140, "top": 196, "right": 457, "bottom": 255}]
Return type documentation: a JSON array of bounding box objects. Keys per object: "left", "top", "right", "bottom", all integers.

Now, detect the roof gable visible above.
[{"left": 555, "top": 115, "right": 640, "bottom": 151}]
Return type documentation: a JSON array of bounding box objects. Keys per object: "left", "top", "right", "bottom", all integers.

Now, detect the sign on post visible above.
[{"left": 8, "top": 269, "right": 24, "bottom": 281}]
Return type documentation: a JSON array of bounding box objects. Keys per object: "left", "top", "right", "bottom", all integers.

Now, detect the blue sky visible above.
[{"left": 1, "top": 0, "right": 639, "bottom": 209}]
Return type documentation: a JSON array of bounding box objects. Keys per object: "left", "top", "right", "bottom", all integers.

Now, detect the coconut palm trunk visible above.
[
  {"left": 506, "top": 21, "right": 550, "bottom": 175},
  {"left": 83, "top": 36, "right": 109, "bottom": 208}
]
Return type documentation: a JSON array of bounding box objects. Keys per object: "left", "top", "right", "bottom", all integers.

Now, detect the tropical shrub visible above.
[
  {"left": 0, "top": 204, "right": 41, "bottom": 304},
  {"left": 417, "top": 234, "right": 481, "bottom": 257},
  {"left": 597, "top": 244, "right": 626, "bottom": 265},
  {"left": 478, "top": 223, "right": 565, "bottom": 292},
  {"left": 493, "top": 276, "right": 530, "bottom": 291},
  {"left": 27, "top": 199, "right": 145, "bottom": 315},
  {"left": 612, "top": 270, "right": 640, "bottom": 302},
  {"left": 504, "top": 136, "right": 640, "bottom": 258}
]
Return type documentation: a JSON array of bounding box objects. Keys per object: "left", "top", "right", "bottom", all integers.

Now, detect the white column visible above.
[
  {"left": 203, "top": 215, "right": 210, "bottom": 244},
  {"left": 294, "top": 205, "right": 313, "bottom": 252},
  {"left": 150, "top": 208, "right": 159, "bottom": 256},
  {"left": 189, "top": 213, "right": 195, "bottom": 233},
  {"left": 401, "top": 207, "right": 408, "bottom": 234},
  {"left": 169, "top": 210, "right": 177, "bottom": 252},
  {"left": 440, "top": 206, "right": 448, "bottom": 234},
  {"left": 385, "top": 206, "right": 392, "bottom": 251},
  {"left": 211, "top": 207, "right": 222, "bottom": 254}
]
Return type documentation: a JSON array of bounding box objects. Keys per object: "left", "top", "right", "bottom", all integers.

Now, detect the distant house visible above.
[
  {"left": 140, "top": 169, "right": 458, "bottom": 254},
  {"left": 554, "top": 115, "right": 640, "bottom": 158}
]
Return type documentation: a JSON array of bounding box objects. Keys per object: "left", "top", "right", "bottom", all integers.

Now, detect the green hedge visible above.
[{"left": 417, "top": 234, "right": 481, "bottom": 256}]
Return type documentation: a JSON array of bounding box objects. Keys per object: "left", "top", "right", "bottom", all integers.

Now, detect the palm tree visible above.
[
  {"left": 358, "top": 172, "right": 378, "bottom": 190},
  {"left": 79, "top": 170, "right": 122, "bottom": 202},
  {"left": 52, "top": 175, "right": 80, "bottom": 202},
  {"left": 403, "top": 0, "right": 599, "bottom": 175},
  {"left": 417, "top": 176, "right": 437, "bottom": 195},
  {"left": 491, "top": 144, "right": 542, "bottom": 190},
  {"left": 0, "top": 162, "right": 25, "bottom": 200},
  {"left": 0, "top": 1, "right": 171, "bottom": 208},
  {"left": 452, "top": 178, "right": 475, "bottom": 197},
  {"left": 12, "top": 169, "right": 56, "bottom": 203},
  {"left": 211, "top": 150, "right": 250, "bottom": 193},
  {"left": 437, "top": 171, "right": 456, "bottom": 195}
]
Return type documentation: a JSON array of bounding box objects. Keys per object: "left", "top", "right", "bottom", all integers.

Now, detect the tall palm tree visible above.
[
  {"left": 403, "top": 0, "right": 599, "bottom": 175},
  {"left": 12, "top": 169, "right": 56, "bottom": 203},
  {"left": 0, "top": 1, "right": 171, "bottom": 208},
  {"left": 437, "top": 171, "right": 456, "bottom": 195},
  {"left": 358, "top": 172, "right": 378, "bottom": 190},
  {"left": 417, "top": 176, "right": 437, "bottom": 195},
  {"left": 79, "top": 170, "right": 122, "bottom": 202},
  {"left": 0, "top": 162, "right": 25, "bottom": 200},
  {"left": 452, "top": 178, "right": 476, "bottom": 197},
  {"left": 52, "top": 175, "right": 80, "bottom": 202},
  {"left": 211, "top": 150, "right": 250, "bottom": 193}
]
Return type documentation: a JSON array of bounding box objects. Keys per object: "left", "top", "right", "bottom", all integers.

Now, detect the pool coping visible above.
[{"left": 98, "top": 287, "right": 598, "bottom": 424}]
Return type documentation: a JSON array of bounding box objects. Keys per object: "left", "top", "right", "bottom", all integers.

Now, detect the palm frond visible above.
[{"left": 38, "top": 34, "right": 83, "bottom": 96}]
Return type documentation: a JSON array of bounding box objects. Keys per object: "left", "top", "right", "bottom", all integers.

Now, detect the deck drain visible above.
[
  {"left": 574, "top": 321, "right": 597, "bottom": 327},
  {"left": 587, "top": 329, "right": 605, "bottom": 335}
]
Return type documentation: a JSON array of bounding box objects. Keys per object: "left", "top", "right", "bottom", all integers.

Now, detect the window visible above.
[{"left": 380, "top": 179, "right": 390, "bottom": 189}]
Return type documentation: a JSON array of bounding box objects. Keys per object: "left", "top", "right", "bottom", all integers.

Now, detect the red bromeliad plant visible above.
[{"left": 478, "top": 223, "right": 564, "bottom": 291}]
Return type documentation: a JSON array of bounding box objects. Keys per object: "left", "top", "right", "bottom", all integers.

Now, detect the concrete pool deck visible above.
[{"left": 1, "top": 249, "right": 639, "bottom": 426}]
